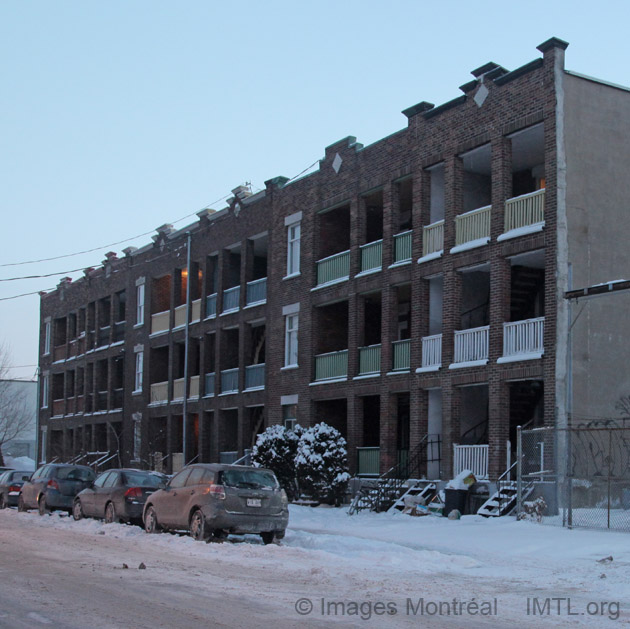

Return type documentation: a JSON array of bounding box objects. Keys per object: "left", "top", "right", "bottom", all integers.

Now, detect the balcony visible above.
[
  {"left": 500, "top": 189, "right": 545, "bottom": 240},
  {"left": 112, "top": 388, "right": 123, "bottom": 409},
  {"left": 393, "top": 230, "right": 412, "bottom": 264},
  {"left": 245, "top": 363, "right": 265, "bottom": 390},
  {"left": 96, "top": 390, "right": 108, "bottom": 411},
  {"left": 53, "top": 345, "right": 66, "bottom": 362},
  {"left": 113, "top": 321, "right": 125, "bottom": 343},
  {"left": 419, "top": 334, "right": 442, "bottom": 371},
  {"left": 246, "top": 277, "right": 267, "bottom": 306},
  {"left": 150, "top": 381, "right": 168, "bottom": 404},
  {"left": 52, "top": 399, "right": 64, "bottom": 416},
  {"left": 358, "top": 344, "right": 381, "bottom": 376},
  {"left": 189, "top": 375, "right": 200, "bottom": 398},
  {"left": 191, "top": 299, "right": 201, "bottom": 322},
  {"left": 421, "top": 220, "right": 444, "bottom": 260},
  {"left": 357, "top": 447, "right": 380, "bottom": 476},
  {"left": 204, "top": 372, "right": 215, "bottom": 397},
  {"left": 206, "top": 293, "right": 217, "bottom": 318},
  {"left": 316, "top": 250, "right": 350, "bottom": 287},
  {"left": 174, "top": 304, "right": 187, "bottom": 328},
  {"left": 220, "top": 368, "right": 239, "bottom": 394},
  {"left": 359, "top": 240, "right": 382, "bottom": 274},
  {"left": 452, "top": 205, "right": 491, "bottom": 252},
  {"left": 314, "top": 350, "right": 348, "bottom": 381},
  {"left": 151, "top": 311, "right": 169, "bottom": 335},
  {"left": 452, "top": 326, "right": 489, "bottom": 366},
  {"left": 222, "top": 286, "right": 240, "bottom": 313},
  {"left": 391, "top": 339, "right": 411, "bottom": 371},
  {"left": 97, "top": 326, "right": 110, "bottom": 347},
  {"left": 173, "top": 377, "right": 185, "bottom": 400},
  {"left": 453, "top": 444, "right": 489, "bottom": 480},
  {"left": 499, "top": 317, "right": 544, "bottom": 362}
]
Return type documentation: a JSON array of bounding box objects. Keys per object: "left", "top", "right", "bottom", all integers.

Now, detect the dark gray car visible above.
[
  {"left": 19, "top": 464, "right": 95, "bottom": 515},
  {"left": 73, "top": 468, "right": 167, "bottom": 524},
  {"left": 0, "top": 470, "right": 32, "bottom": 508},
  {"left": 143, "top": 464, "right": 289, "bottom": 544}
]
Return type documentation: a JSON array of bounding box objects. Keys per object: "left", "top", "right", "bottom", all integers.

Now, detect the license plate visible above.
[{"left": 247, "top": 498, "right": 261, "bottom": 508}]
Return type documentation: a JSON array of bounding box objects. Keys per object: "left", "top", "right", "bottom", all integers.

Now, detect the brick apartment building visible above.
[{"left": 37, "top": 37, "right": 630, "bottom": 481}]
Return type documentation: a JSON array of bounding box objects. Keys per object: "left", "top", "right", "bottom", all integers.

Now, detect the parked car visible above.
[
  {"left": 0, "top": 470, "right": 32, "bottom": 508},
  {"left": 143, "top": 464, "right": 289, "bottom": 544},
  {"left": 18, "top": 464, "right": 95, "bottom": 515},
  {"left": 73, "top": 468, "right": 167, "bottom": 524}
]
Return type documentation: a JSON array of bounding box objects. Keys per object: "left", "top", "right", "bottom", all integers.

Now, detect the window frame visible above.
[
  {"left": 286, "top": 221, "right": 301, "bottom": 277},
  {"left": 134, "top": 351, "right": 143, "bottom": 393},
  {"left": 136, "top": 283, "right": 145, "bottom": 326},
  {"left": 284, "top": 314, "right": 299, "bottom": 367}
]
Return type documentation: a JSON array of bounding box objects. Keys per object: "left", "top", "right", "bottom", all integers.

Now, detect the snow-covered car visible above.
[
  {"left": 142, "top": 464, "right": 288, "bottom": 544},
  {"left": 18, "top": 464, "right": 95, "bottom": 515},
  {"left": 73, "top": 468, "right": 167, "bottom": 524},
  {"left": 0, "top": 470, "right": 32, "bottom": 509}
]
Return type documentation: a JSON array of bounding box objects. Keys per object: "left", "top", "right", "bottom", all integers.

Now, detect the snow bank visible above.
[{"left": 4, "top": 455, "right": 36, "bottom": 471}]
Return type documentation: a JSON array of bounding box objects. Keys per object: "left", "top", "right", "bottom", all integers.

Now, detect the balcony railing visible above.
[
  {"left": 190, "top": 375, "right": 200, "bottom": 398},
  {"left": 191, "top": 299, "right": 201, "bottom": 322},
  {"left": 53, "top": 345, "right": 66, "bottom": 362},
  {"left": 222, "top": 286, "right": 240, "bottom": 313},
  {"left": 392, "top": 339, "right": 411, "bottom": 371},
  {"left": 52, "top": 399, "right": 64, "bottom": 416},
  {"left": 173, "top": 377, "right": 185, "bottom": 400},
  {"left": 150, "top": 381, "right": 168, "bottom": 403},
  {"left": 453, "top": 444, "right": 489, "bottom": 480},
  {"left": 174, "top": 304, "right": 187, "bottom": 328},
  {"left": 454, "top": 205, "right": 491, "bottom": 246},
  {"left": 316, "top": 250, "right": 350, "bottom": 286},
  {"left": 206, "top": 293, "right": 217, "bottom": 318},
  {"left": 246, "top": 277, "right": 267, "bottom": 305},
  {"left": 502, "top": 317, "right": 544, "bottom": 359},
  {"left": 314, "top": 350, "right": 348, "bottom": 381},
  {"left": 358, "top": 344, "right": 381, "bottom": 375},
  {"left": 151, "top": 310, "right": 169, "bottom": 335},
  {"left": 421, "top": 334, "right": 442, "bottom": 369},
  {"left": 357, "top": 447, "right": 380, "bottom": 476},
  {"left": 245, "top": 363, "right": 265, "bottom": 390},
  {"left": 453, "top": 326, "right": 489, "bottom": 364},
  {"left": 221, "top": 368, "right": 239, "bottom": 394},
  {"left": 360, "top": 240, "right": 382, "bottom": 273},
  {"left": 422, "top": 220, "right": 444, "bottom": 257},
  {"left": 504, "top": 188, "right": 545, "bottom": 232},
  {"left": 393, "top": 230, "right": 412, "bottom": 264},
  {"left": 204, "top": 372, "right": 215, "bottom": 397}
]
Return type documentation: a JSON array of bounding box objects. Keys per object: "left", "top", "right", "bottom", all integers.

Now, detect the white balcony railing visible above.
[
  {"left": 453, "top": 326, "right": 489, "bottom": 364},
  {"left": 150, "top": 310, "right": 169, "bottom": 335},
  {"left": 150, "top": 381, "right": 168, "bottom": 403},
  {"left": 173, "top": 377, "right": 185, "bottom": 400},
  {"left": 453, "top": 444, "right": 488, "bottom": 480},
  {"left": 421, "top": 334, "right": 442, "bottom": 369},
  {"left": 422, "top": 220, "right": 444, "bottom": 257},
  {"left": 504, "top": 189, "right": 545, "bottom": 232},
  {"left": 454, "top": 205, "right": 491, "bottom": 246},
  {"left": 174, "top": 304, "right": 187, "bottom": 328},
  {"left": 189, "top": 375, "right": 200, "bottom": 398},
  {"left": 246, "top": 277, "right": 267, "bottom": 305},
  {"left": 502, "top": 317, "right": 544, "bottom": 359},
  {"left": 222, "top": 286, "right": 240, "bottom": 313},
  {"left": 191, "top": 299, "right": 201, "bottom": 322}
]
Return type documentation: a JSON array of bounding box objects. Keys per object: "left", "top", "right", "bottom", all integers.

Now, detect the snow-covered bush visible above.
[
  {"left": 251, "top": 424, "right": 302, "bottom": 500},
  {"left": 295, "top": 423, "right": 350, "bottom": 505}
]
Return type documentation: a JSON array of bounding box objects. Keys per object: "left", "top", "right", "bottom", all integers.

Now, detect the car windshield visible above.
[
  {"left": 122, "top": 471, "right": 167, "bottom": 488},
  {"left": 56, "top": 467, "right": 95, "bottom": 482},
  {"left": 221, "top": 469, "right": 278, "bottom": 490}
]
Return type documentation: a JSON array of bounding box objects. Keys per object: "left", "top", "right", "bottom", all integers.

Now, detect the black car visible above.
[
  {"left": 73, "top": 468, "right": 167, "bottom": 524},
  {"left": 19, "top": 464, "right": 95, "bottom": 515},
  {"left": 0, "top": 470, "right": 32, "bottom": 508}
]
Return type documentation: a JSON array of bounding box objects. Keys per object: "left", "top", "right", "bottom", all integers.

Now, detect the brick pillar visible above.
[
  {"left": 347, "top": 293, "right": 358, "bottom": 379},
  {"left": 382, "top": 182, "right": 394, "bottom": 269},
  {"left": 238, "top": 321, "right": 247, "bottom": 393},
  {"left": 381, "top": 283, "right": 394, "bottom": 374},
  {"left": 349, "top": 198, "right": 361, "bottom": 278},
  {"left": 346, "top": 394, "right": 359, "bottom": 475},
  {"left": 380, "top": 393, "right": 397, "bottom": 473},
  {"left": 241, "top": 238, "right": 254, "bottom": 309}
]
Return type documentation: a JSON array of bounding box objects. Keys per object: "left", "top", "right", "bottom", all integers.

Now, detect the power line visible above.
[
  {"left": 0, "top": 267, "right": 88, "bottom": 282},
  {"left": 0, "top": 288, "right": 54, "bottom": 302}
]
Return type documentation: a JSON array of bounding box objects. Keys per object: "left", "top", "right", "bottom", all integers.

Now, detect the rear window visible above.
[
  {"left": 122, "top": 471, "right": 167, "bottom": 488},
  {"left": 221, "top": 469, "right": 278, "bottom": 490},
  {"left": 0, "top": 472, "right": 9, "bottom": 484},
  {"left": 55, "top": 467, "right": 95, "bottom": 482},
  {"left": 14, "top": 472, "right": 31, "bottom": 482}
]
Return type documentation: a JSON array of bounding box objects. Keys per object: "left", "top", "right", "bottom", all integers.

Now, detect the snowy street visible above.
[{"left": 0, "top": 505, "right": 628, "bottom": 628}]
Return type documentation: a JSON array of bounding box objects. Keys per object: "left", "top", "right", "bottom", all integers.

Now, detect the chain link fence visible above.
[{"left": 517, "top": 422, "right": 630, "bottom": 531}]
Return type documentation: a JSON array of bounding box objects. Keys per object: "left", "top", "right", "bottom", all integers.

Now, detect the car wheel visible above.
[
  {"left": 105, "top": 502, "right": 118, "bottom": 524},
  {"left": 0, "top": 493, "right": 7, "bottom": 510},
  {"left": 275, "top": 529, "right": 286, "bottom": 540},
  {"left": 38, "top": 495, "right": 49, "bottom": 516},
  {"left": 144, "top": 506, "right": 161, "bottom": 534},
  {"left": 189, "top": 509, "right": 208, "bottom": 541},
  {"left": 260, "top": 532, "right": 275, "bottom": 545},
  {"left": 72, "top": 499, "right": 84, "bottom": 521},
  {"left": 17, "top": 495, "right": 26, "bottom": 512}
]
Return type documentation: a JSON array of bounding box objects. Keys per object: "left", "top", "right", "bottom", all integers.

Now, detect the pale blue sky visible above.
[{"left": 2, "top": 1, "right": 630, "bottom": 379}]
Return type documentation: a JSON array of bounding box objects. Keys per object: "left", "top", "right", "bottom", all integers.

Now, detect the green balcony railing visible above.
[
  {"left": 204, "top": 372, "right": 215, "bottom": 397},
  {"left": 314, "top": 349, "right": 348, "bottom": 381},
  {"left": 358, "top": 344, "right": 381, "bottom": 375},
  {"left": 392, "top": 339, "right": 411, "bottom": 371},
  {"left": 360, "top": 240, "right": 382, "bottom": 273},
  {"left": 205, "top": 293, "right": 217, "bottom": 318},
  {"left": 357, "top": 447, "right": 380, "bottom": 476},
  {"left": 316, "top": 250, "right": 350, "bottom": 286},
  {"left": 393, "top": 230, "right": 413, "bottom": 263}
]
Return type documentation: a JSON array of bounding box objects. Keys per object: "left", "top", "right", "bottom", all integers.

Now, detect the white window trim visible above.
[
  {"left": 134, "top": 351, "right": 143, "bottom": 392},
  {"left": 136, "top": 283, "right": 145, "bottom": 326},
  {"left": 41, "top": 375, "right": 49, "bottom": 408},
  {"left": 44, "top": 321, "right": 51, "bottom": 355},
  {"left": 287, "top": 221, "right": 301, "bottom": 277},
  {"left": 284, "top": 314, "right": 299, "bottom": 368}
]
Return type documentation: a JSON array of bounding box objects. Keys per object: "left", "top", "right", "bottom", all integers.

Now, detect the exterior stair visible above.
[{"left": 388, "top": 481, "right": 437, "bottom": 513}]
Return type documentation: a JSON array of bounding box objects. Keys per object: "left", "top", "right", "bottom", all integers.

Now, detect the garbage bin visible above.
[{"left": 444, "top": 488, "right": 468, "bottom": 517}]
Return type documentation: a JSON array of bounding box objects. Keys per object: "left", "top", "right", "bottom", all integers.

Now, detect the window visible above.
[
  {"left": 41, "top": 375, "right": 49, "bottom": 408},
  {"left": 287, "top": 222, "right": 301, "bottom": 276},
  {"left": 283, "top": 404, "right": 298, "bottom": 431},
  {"left": 44, "top": 321, "right": 51, "bottom": 355},
  {"left": 133, "top": 421, "right": 141, "bottom": 462},
  {"left": 284, "top": 315, "right": 298, "bottom": 367},
  {"left": 136, "top": 284, "right": 145, "bottom": 325},
  {"left": 168, "top": 468, "right": 191, "bottom": 488},
  {"left": 134, "top": 351, "right": 143, "bottom": 392}
]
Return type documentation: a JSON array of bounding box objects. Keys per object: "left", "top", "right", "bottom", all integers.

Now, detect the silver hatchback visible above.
[{"left": 142, "top": 464, "right": 289, "bottom": 544}]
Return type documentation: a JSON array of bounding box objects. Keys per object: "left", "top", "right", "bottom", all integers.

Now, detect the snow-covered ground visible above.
[{"left": 1, "top": 505, "right": 629, "bottom": 627}]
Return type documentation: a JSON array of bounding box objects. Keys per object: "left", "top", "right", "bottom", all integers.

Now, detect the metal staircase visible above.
[
  {"left": 348, "top": 434, "right": 441, "bottom": 515},
  {"left": 387, "top": 481, "right": 437, "bottom": 514},
  {"left": 477, "top": 461, "right": 533, "bottom": 517}
]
